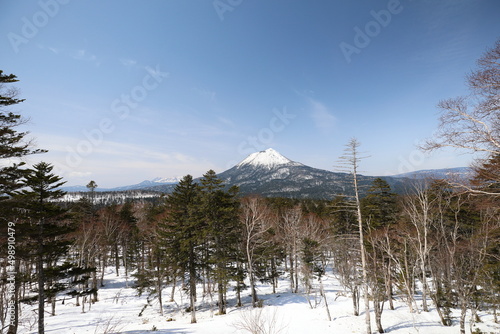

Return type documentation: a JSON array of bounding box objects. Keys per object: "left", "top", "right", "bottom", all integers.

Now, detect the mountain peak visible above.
[{"left": 236, "top": 148, "right": 302, "bottom": 169}]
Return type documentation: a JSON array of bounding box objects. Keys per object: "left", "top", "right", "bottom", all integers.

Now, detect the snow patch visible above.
[
  {"left": 236, "top": 148, "right": 303, "bottom": 169},
  {"left": 151, "top": 176, "right": 182, "bottom": 183}
]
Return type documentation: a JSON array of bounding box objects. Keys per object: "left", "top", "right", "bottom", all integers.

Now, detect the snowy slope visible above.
[
  {"left": 17, "top": 267, "right": 500, "bottom": 334},
  {"left": 236, "top": 148, "right": 303, "bottom": 169}
]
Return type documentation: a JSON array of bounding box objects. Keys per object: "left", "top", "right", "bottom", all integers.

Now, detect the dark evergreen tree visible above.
[
  {"left": 199, "top": 170, "right": 241, "bottom": 315},
  {"left": 472, "top": 154, "right": 500, "bottom": 194},
  {"left": 0, "top": 71, "right": 45, "bottom": 199},
  {"left": 361, "top": 178, "right": 398, "bottom": 230},
  {"left": 0, "top": 71, "right": 47, "bottom": 333},
  {"left": 159, "top": 175, "right": 204, "bottom": 323},
  {"left": 119, "top": 202, "right": 139, "bottom": 277},
  {"left": 19, "top": 162, "right": 75, "bottom": 334},
  {"left": 361, "top": 178, "right": 399, "bottom": 324}
]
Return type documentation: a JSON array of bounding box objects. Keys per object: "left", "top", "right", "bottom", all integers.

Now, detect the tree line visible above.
[{"left": 1, "top": 165, "right": 499, "bottom": 334}]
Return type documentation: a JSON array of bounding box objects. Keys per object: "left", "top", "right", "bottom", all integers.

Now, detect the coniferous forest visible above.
[{"left": 1, "top": 41, "right": 499, "bottom": 334}]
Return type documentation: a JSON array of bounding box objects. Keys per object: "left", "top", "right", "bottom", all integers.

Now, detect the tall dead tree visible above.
[{"left": 338, "top": 138, "right": 372, "bottom": 334}]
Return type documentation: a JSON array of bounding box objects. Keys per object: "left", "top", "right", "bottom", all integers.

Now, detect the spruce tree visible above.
[
  {"left": 199, "top": 170, "right": 240, "bottom": 315},
  {"left": 0, "top": 70, "right": 45, "bottom": 199},
  {"left": 160, "top": 175, "right": 204, "bottom": 323},
  {"left": 20, "top": 162, "right": 74, "bottom": 334},
  {"left": 361, "top": 178, "right": 398, "bottom": 230},
  {"left": 0, "top": 71, "right": 46, "bottom": 334}
]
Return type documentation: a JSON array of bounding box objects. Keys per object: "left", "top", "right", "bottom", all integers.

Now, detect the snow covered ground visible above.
[{"left": 16, "top": 267, "right": 500, "bottom": 334}]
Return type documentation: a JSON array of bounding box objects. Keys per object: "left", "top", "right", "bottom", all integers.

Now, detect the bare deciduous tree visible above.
[
  {"left": 240, "top": 196, "right": 274, "bottom": 307},
  {"left": 402, "top": 181, "right": 434, "bottom": 313},
  {"left": 279, "top": 205, "right": 302, "bottom": 294},
  {"left": 421, "top": 39, "right": 500, "bottom": 196}
]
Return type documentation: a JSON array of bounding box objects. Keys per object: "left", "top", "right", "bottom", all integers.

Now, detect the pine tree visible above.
[
  {"left": 0, "top": 70, "right": 45, "bottom": 199},
  {"left": 0, "top": 71, "right": 46, "bottom": 333},
  {"left": 199, "top": 170, "right": 241, "bottom": 315},
  {"left": 160, "top": 175, "right": 204, "bottom": 323},
  {"left": 20, "top": 162, "right": 73, "bottom": 334},
  {"left": 361, "top": 178, "right": 398, "bottom": 230}
]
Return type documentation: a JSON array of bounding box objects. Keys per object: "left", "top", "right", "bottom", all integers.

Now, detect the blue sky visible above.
[{"left": 1, "top": 0, "right": 499, "bottom": 187}]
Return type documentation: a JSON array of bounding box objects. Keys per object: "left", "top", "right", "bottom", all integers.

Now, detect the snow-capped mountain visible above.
[
  {"left": 236, "top": 148, "right": 303, "bottom": 169},
  {"left": 218, "top": 148, "right": 407, "bottom": 198}
]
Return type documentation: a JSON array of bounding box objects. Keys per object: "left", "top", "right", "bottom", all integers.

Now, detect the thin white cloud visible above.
[
  {"left": 37, "top": 44, "right": 60, "bottom": 54},
  {"left": 73, "top": 49, "right": 99, "bottom": 65},
  {"left": 308, "top": 98, "right": 337, "bottom": 131},
  {"left": 120, "top": 58, "right": 137, "bottom": 67},
  {"left": 30, "top": 133, "right": 217, "bottom": 186}
]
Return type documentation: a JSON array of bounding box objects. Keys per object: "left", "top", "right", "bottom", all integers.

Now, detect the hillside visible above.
[{"left": 24, "top": 266, "right": 499, "bottom": 334}]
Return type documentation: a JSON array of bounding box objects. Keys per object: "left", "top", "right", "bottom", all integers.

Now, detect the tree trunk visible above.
[
  {"left": 319, "top": 277, "right": 332, "bottom": 321},
  {"left": 100, "top": 253, "right": 107, "bottom": 287},
  {"left": 38, "top": 220, "right": 45, "bottom": 334},
  {"left": 114, "top": 244, "right": 120, "bottom": 277},
  {"left": 157, "top": 284, "right": 163, "bottom": 316},
  {"left": 271, "top": 257, "right": 277, "bottom": 294},
  {"left": 170, "top": 275, "right": 176, "bottom": 302},
  {"left": 249, "top": 271, "right": 258, "bottom": 308},
  {"left": 189, "top": 249, "right": 197, "bottom": 324},
  {"left": 354, "top": 174, "right": 371, "bottom": 334},
  {"left": 352, "top": 285, "right": 360, "bottom": 316},
  {"left": 236, "top": 284, "right": 242, "bottom": 307},
  {"left": 51, "top": 297, "right": 56, "bottom": 316},
  {"left": 246, "top": 241, "right": 258, "bottom": 307},
  {"left": 190, "top": 282, "right": 197, "bottom": 324},
  {"left": 374, "top": 298, "right": 385, "bottom": 333},
  {"left": 294, "top": 253, "right": 299, "bottom": 293},
  {"left": 386, "top": 262, "right": 394, "bottom": 311},
  {"left": 420, "top": 259, "right": 429, "bottom": 312},
  {"left": 92, "top": 269, "right": 98, "bottom": 303},
  {"left": 218, "top": 281, "right": 225, "bottom": 315},
  {"left": 459, "top": 302, "right": 467, "bottom": 334}
]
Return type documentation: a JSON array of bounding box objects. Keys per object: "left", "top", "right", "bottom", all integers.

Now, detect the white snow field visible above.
[{"left": 16, "top": 267, "right": 500, "bottom": 334}]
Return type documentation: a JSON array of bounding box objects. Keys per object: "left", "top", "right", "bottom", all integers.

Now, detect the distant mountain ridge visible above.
[
  {"left": 61, "top": 176, "right": 181, "bottom": 193},
  {"left": 60, "top": 148, "right": 471, "bottom": 199},
  {"left": 391, "top": 167, "right": 472, "bottom": 180}
]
